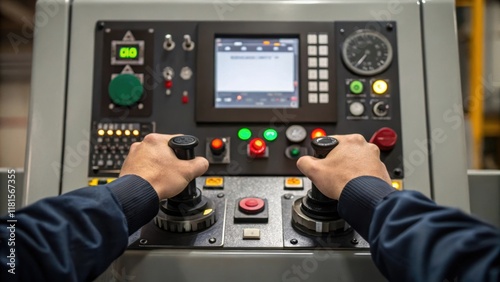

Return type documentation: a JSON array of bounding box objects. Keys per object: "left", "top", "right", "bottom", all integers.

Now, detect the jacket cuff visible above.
[
  {"left": 338, "top": 176, "right": 396, "bottom": 240},
  {"left": 107, "top": 175, "right": 159, "bottom": 235}
]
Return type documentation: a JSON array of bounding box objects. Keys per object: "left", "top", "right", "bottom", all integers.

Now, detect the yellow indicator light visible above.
[
  {"left": 97, "top": 129, "right": 105, "bottom": 136},
  {"left": 204, "top": 177, "right": 224, "bottom": 189},
  {"left": 391, "top": 180, "right": 403, "bottom": 191},
  {"left": 132, "top": 129, "right": 140, "bottom": 136},
  {"left": 203, "top": 209, "right": 213, "bottom": 216},
  {"left": 284, "top": 177, "right": 303, "bottom": 190},
  {"left": 274, "top": 42, "right": 281, "bottom": 46},
  {"left": 263, "top": 41, "right": 270, "bottom": 45},
  {"left": 116, "top": 130, "right": 122, "bottom": 136},
  {"left": 88, "top": 179, "right": 99, "bottom": 186},
  {"left": 107, "top": 129, "right": 114, "bottom": 136},
  {"left": 372, "top": 80, "right": 388, "bottom": 95},
  {"left": 124, "top": 130, "right": 131, "bottom": 136}
]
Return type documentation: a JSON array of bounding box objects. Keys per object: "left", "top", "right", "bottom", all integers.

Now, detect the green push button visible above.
[
  {"left": 290, "top": 147, "right": 300, "bottom": 157},
  {"left": 108, "top": 74, "right": 143, "bottom": 106},
  {"left": 349, "top": 80, "right": 364, "bottom": 94},
  {"left": 238, "top": 128, "right": 252, "bottom": 141},
  {"left": 263, "top": 128, "right": 278, "bottom": 141}
]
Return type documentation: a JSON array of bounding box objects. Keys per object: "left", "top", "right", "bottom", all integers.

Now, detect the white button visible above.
[
  {"left": 308, "top": 46, "right": 318, "bottom": 56},
  {"left": 308, "top": 58, "right": 318, "bottom": 68},
  {"left": 308, "top": 93, "right": 318, "bottom": 103},
  {"left": 319, "top": 93, "right": 329, "bottom": 103},
  {"left": 308, "top": 81, "right": 318, "bottom": 91},
  {"left": 349, "top": 102, "right": 365, "bottom": 116},
  {"left": 319, "top": 69, "right": 329, "bottom": 80},
  {"left": 319, "top": 57, "right": 328, "bottom": 68},
  {"left": 308, "top": 70, "right": 318, "bottom": 80},
  {"left": 318, "top": 34, "right": 328, "bottom": 44},
  {"left": 318, "top": 46, "right": 328, "bottom": 56},
  {"left": 307, "top": 34, "right": 318, "bottom": 44},
  {"left": 319, "top": 82, "right": 329, "bottom": 91},
  {"left": 243, "top": 228, "right": 261, "bottom": 240}
]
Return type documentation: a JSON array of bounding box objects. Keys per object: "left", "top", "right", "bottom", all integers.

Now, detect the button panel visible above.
[{"left": 307, "top": 32, "right": 330, "bottom": 104}]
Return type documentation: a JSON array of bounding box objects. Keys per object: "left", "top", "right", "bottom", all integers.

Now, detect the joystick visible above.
[
  {"left": 292, "top": 136, "right": 349, "bottom": 235},
  {"left": 154, "top": 135, "right": 216, "bottom": 232}
]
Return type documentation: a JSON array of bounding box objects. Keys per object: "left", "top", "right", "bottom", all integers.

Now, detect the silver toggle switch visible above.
[
  {"left": 183, "top": 34, "right": 195, "bottom": 51},
  {"left": 163, "top": 34, "right": 175, "bottom": 51}
]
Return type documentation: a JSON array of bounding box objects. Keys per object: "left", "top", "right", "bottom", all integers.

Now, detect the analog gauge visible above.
[{"left": 342, "top": 29, "right": 393, "bottom": 76}]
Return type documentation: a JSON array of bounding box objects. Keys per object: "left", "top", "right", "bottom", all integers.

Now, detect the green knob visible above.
[
  {"left": 108, "top": 74, "right": 143, "bottom": 106},
  {"left": 349, "top": 80, "right": 364, "bottom": 94}
]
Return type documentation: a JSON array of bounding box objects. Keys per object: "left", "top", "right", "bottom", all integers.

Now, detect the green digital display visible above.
[{"left": 116, "top": 44, "right": 140, "bottom": 60}]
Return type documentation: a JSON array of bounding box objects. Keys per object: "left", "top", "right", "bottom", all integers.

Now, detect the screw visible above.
[
  {"left": 284, "top": 193, "right": 293, "bottom": 200},
  {"left": 209, "top": 238, "right": 217, "bottom": 244},
  {"left": 351, "top": 238, "right": 358, "bottom": 245},
  {"left": 139, "top": 239, "right": 148, "bottom": 245},
  {"left": 217, "top": 193, "right": 224, "bottom": 198},
  {"left": 97, "top": 22, "right": 105, "bottom": 30},
  {"left": 386, "top": 23, "right": 394, "bottom": 31},
  {"left": 393, "top": 168, "right": 403, "bottom": 177},
  {"left": 290, "top": 239, "right": 298, "bottom": 245}
]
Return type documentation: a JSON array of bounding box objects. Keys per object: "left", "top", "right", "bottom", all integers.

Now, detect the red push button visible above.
[
  {"left": 210, "top": 138, "right": 225, "bottom": 155},
  {"left": 370, "top": 127, "right": 397, "bottom": 151},
  {"left": 239, "top": 197, "right": 265, "bottom": 214},
  {"left": 310, "top": 128, "right": 327, "bottom": 139},
  {"left": 248, "top": 138, "right": 266, "bottom": 157}
]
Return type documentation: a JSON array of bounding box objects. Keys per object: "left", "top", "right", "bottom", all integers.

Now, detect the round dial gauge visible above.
[{"left": 342, "top": 30, "right": 393, "bottom": 76}]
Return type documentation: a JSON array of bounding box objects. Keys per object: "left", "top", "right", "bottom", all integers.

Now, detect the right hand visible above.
[
  {"left": 119, "top": 133, "right": 209, "bottom": 199},
  {"left": 296, "top": 134, "right": 391, "bottom": 200}
]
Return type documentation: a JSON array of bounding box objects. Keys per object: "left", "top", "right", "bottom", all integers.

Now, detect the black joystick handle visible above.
[
  {"left": 310, "top": 136, "right": 339, "bottom": 201},
  {"left": 168, "top": 135, "right": 199, "bottom": 200}
]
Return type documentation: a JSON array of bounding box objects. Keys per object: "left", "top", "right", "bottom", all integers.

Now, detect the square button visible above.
[
  {"left": 308, "top": 45, "right": 318, "bottom": 56},
  {"left": 243, "top": 228, "right": 261, "bottom": 240},
  {"left": 319, "top": 93, "right": 329, "bottom": 103},
  {"left": 308, "top": 57, "right": 318, "bottom": 68},
  {"left": 308, "top": 81, "right": 318, "bottom": 91},
  {"left": 284, "top": 177, "right": 303, "bottom": 189},
  {"left": 319, "top": 81, "right": 329, "bottom": 91},
  {"left": 318, "top": 46, "right": 328, "bottom": 56},
  {"left": 318, "top": 57, "right": 328, "bottom": 68},
  {"left": 308, "top": 70, "right": 318, "bottom": 80},
  {"left": 318, "top": 34, "right": 328, "bottom": 44},
  {"left": 307, "top": 34, "right": 318, "bottom": 44},
  {"left": 204, "top": 177, "right": 224, "bottom": 189},
  {"left": 308, "top": 93, "right": 318, "bottom": 103},
  {"left": 319, "top": 69, "right": 329, "bottom": 80}
]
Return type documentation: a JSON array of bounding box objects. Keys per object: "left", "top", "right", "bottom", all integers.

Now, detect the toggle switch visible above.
[
  {"left": 183, "top": 34, "right": 195, "bottom": 51},
  {"left": 163, "top": 34, "right": 175, "bottom": 51}
]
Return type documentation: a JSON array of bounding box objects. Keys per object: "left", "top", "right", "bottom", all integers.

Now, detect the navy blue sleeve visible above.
[
  {"left": 338, "top": 176, "right": 500, "bottom": 282},
  {"left": 0, "top": 174, "right": 159, "bottom": 282}
]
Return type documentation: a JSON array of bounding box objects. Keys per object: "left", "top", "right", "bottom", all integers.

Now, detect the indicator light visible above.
[
  {"left": 210, "top": 138, "right": 225, "bottom": 155},
  {"left": 391, "top": 180, "right": 403, "bottom": 191},
  {"left": 124, "top": 130, "right": 131, "bottom": 136},
  {"left": 349, "top": 80, "right": 364, "bottom": 94},
  {"left": 98, "top": 129, "right": 105, "bottom": 136},
  {"left": 238, "top": 128, "right": 252, "bottom": 140},
  {"left": 372, "top": 79, "right": 388, "bottom": 95},
  {"left": 132, "top": 129, "right": 140, "bottom": 136},
  {"left": 107, "top": 130, "right": 114, "bottom": 136},
  {"left": 263, "top": 41, "right": 270, "bottom": 45},
  {"left": 249, "top": 138, "right": 266, "bottom": 156},
  {"left": 115, "top": 130, "right": 122, "bottom": 136},
  {"left": 290, "top": 147, "right": 300, "bottom": 157},
  {"left": 263, "top": 128, "right": 278, "bottom": 141},
  {"left": 164, "top": 80, "right": 173, "bottom": 89},
  {"left": 310, "top": 128, "right": 327, "bottom": 139}
]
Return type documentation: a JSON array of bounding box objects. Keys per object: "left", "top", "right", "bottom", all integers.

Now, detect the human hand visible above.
[
  {"left": 296, "top": 134, "right": 391, "bottom": 200},
  {"left": 119, "top": 134, "right": 209, "bottom": 199}
]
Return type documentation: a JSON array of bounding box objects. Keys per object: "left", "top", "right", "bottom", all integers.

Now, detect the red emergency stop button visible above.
[
  {"left": 239, "top": 197, "right": 265, "bottom": 214},
  {"left": 210, "top": 138, "right": 225, "bottom": 155},
  {"left": 370, "top": 127, "right": 397, "bottom": 151},
  {"left": 249, "top": 138, "right": 266, "bottom": 157}
]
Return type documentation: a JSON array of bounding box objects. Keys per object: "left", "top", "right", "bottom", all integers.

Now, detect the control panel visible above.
[{"left": 88, "top": 21, "right": 403, "bottom": 249}]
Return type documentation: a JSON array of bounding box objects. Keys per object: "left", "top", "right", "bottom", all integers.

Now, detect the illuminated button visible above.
[
  {"left": 132, "top": 129, "right": 140, "bottom": 136},
  {"left": 318, "top": 57, "right": 328, "bottom": 68},
  {"left": 263, "top": 128, "right": 278, "bottom": 141},
  {"left": 115, "top": 130, "right": 122, "bottom": 136},
  {"left": 391, "top": 180, "right": 403, "bottom": 191},
  {"left": 350, "top": 80, "right": 364, "bottom": 94},
  {"left": 319, "top": 81, "right": 329, "bottom": 92},
  {"left": 310, "top": 128, "right": 327, "bottom": 139},
  {"left": 164, "top": 80, "right": 173, "bottom": 89},
  {"left": 349, "top": 101, "right": 365, "bottom": 116},
  {"left": 243, "top": 228, "right": 261, "bottom": 240},
  {"left": 307, "top": 34, "right": 318, "bottom": 44},
  {"left": 124, "top": 130, "right": 131, "bottom": 136},
  {"left": 308, "top": 45, "right": 318, "bottom": 56},
  {"left": 284, "top": 177, "right": 303, "bottom": 190},
  {"left": 98, "top": 129, "right": 105, "bottom": 136},
  {"left": 249, "top": 138, "right": 267, "bottom": 157},
  {"left": 210, "top": 138, "right": 225, "bottom": 155},
  {"left": 318, "top": 45, "right": 328, "bottom": 56},
  {"left": 239, "top": 197, "right": 265, "bottom": 214},
  {"left": 308, "top": 81, "right": 318, "bottom": 91},
  {"left": 108, "top": 74, "right": 143, "bottom": 106},
  {"left": 372, "top": 79, "right": 388, "bottom": 95},
  {"left": 319, "top": 93, "right": 329, "bottom": 103},
  {"left": 369, "top": 127, "right": 397, "bottom": 151},
  {"left": 204, "top": 177, "right": 224, "bottom": 189},
  {"left": 238, "top": 128, "right": 252, "bottom": 140},
  {"left": 107, "top": 130, "right": 114, "bottom": 136},
  {"left": 308, "top": 69, "right": 318, "bottom": 80},
  {"left": 290, "top": 147, "right": 300, "bottom": 156},
  {"left": 308, "top": 93, "right": 318, "bottom": 104},
  {"left": 308, "top": 57, "right": 318, "bottom": 67},
  {"left": 319, "top": 69, "right": 328, "bottom": 80},
  {"left": 318, "top": 34, "right": 328, "bottom": 44}
]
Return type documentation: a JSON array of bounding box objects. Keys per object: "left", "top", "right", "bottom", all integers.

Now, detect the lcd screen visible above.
[{"left": 214, "top": 37, "right": 299, "bottom": 108}]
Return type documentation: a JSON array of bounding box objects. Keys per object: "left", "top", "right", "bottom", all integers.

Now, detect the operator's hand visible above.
[
  {"left": 119, "top": 133, "right": 209, "bottom": 199},
  {"left": 296, "top": 134, "right": 391, "bottom": 200}
]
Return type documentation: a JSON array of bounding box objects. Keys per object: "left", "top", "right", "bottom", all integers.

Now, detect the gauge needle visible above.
[{"left": 355, "top": 53, "right": 367, "bottom": 67}]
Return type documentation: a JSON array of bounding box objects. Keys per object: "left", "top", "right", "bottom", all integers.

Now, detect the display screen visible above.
[
  {"left": 214, "top": 37, "right": 299, "bottom": 109},
  {"left": 116, "top": 44, "right": 140, "bottom": 60}
]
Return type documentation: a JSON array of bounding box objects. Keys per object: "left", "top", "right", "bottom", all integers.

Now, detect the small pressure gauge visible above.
[{"left": 342, "top": 29, "right": 393, "bottom": 76}]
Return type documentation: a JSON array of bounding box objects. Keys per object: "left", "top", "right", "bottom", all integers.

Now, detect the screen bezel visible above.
[{"left": 196, "top": 22, "right": 336, "bottom": 123}]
